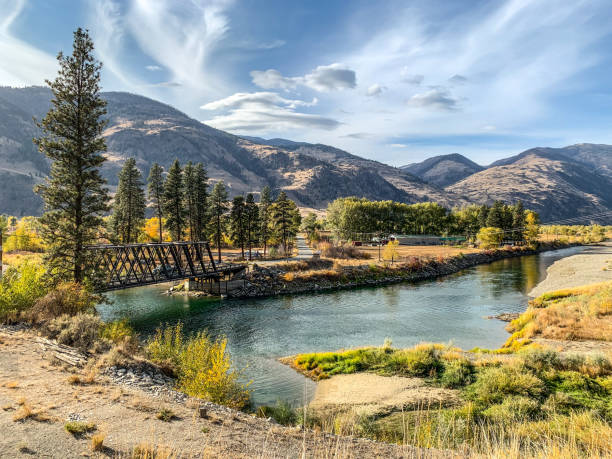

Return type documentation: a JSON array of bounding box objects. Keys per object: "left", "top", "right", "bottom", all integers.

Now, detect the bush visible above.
[
  {"left": 482, "top": 396, "right": 541, "bottom": 424},
  {"left": 385, "top": 345, "right": 444, "bottom": 377},
  {"left": 467, "top": 365, "right": 545, "bottom": 406},
  {"left": 257, "top": 400, "right": 297, "bottom": 425},
  {"left": 477, "top": 227, "right": 503, "bottom": 249},
  {"left": 319, "top": 243, "right": 371, "bottom": 260},
  {"left": 146, "top": 323, "right": 250, "bottom": 409},
  {"left": 46, "top": 313, "right": 103, "bottom": 351},
  {"left": 28, "top": 282, "right": 97, "bottom": 323},
  {"left": 100, "top": 319, "right": 135, "bottom": 344},
  {"left": 0, "top": 261, "right": 47, "bottom": 322},
  {"left": 439, "top": 358, "right": 475, "bottom": 388},
  {"left": 64, "top": 421, "right": 96, "bottom": 436}
]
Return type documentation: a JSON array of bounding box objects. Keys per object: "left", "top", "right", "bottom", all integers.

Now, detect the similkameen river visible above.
[{"left": 98, "top": 246, "right": 583, "bottom": 407}]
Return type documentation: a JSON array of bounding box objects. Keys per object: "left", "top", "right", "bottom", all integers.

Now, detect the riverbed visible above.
[{"left": 98, "top": 246, "right": 584, "bottom": 406}]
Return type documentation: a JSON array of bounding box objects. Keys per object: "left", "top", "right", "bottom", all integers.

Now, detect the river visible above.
[{"left": 98, "top": 246, "right": 582, "bottom": 406}]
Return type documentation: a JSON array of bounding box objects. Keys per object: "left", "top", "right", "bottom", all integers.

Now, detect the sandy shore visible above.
[{"left": 529, "top": 242, "right": 612, "bottom": 297}]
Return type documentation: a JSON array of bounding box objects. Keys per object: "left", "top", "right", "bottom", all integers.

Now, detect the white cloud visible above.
[
  {"left": 400, "top": 68, "right": 423, "bottom": 85},
  {"left": 366, "top": 83, "right": 386, "bottom": 97},
  {"left": 91, "top": 0, "right": 233, "bottom": 94},
  {"left": 250, "top": 63, "right": 356, "bottom": 92},
  {"left": 390, "top": 144, "right": 408, "bottom": 148},
  {"left": 448, "top": 74, "right": 468, "bottom": 84},
  {"left": 201, "top": 91, "right": 338, "bottom": 132},
  {"left": 145, "top": 65, "right": 162, "bottom": 71},
  {"left": 407, "top": 88, "right": 459, "bottom": 110},
  {"left": 0, "top": 0, "right": 58, "bottom": 86}
]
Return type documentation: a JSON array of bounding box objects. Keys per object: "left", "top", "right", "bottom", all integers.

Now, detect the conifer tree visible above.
[
  {"left": 244, "top": 193, "right": 259, "bottom": 260},
  {"left": 183, "top": 161, "right": 197, "bottom": 240},
  {"left": 111, "top": 158, "right": 145, "bottom": 243},
  {"left": 230, "top": 196, "right": 246, "bottom": 259},
  {"left": 269, "top": 191, "right": 301, "bottom": 255},
  {"left": 486, "top": 200, "right": 505, "bottom": 229},
  {"left": 208, "top": 181, "right": 229, "bottom": 262},
  {"left": 147, "top": 163, "right": 165, "bottom": 242},
  {"left": 477, "top": 204, "right": 489, "bottom": 229},
  {"left": 512, "top": 201, "right": 526, "bottom": 241},
  {"left": 193, "top": 163, "right": 209, "bottom": 241},
  {"left": 259, "top": 186, "right": 273, "bottom": 256},
  {"left": 163, "top": 159, "right": 186, "bottom": 241},
  {"left": 34, "top": 28, "right": 109, "bottom": 282}
]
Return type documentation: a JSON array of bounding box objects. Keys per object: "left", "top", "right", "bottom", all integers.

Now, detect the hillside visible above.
[
  {"left": 447, "top": 150, "right": 612, "bottom": 223},
  {"left": 400, "top": 153, "right": 484, "bottom": 187},
  {"left": 0, "top": 87, "right": 461, "bottom": 216}
]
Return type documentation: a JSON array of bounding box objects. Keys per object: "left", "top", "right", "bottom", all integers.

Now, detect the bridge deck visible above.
[{"left": 85, "top": 241, "right": 246, "bottom": 292}]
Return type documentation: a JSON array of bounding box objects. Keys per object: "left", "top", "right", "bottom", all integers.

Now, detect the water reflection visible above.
[{"left": 99, "top": 247, "right": 583, "bottom": 406}]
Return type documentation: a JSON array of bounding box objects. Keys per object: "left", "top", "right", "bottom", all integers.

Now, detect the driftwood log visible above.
[{"left": 35, "top": 337, "right": 88, "bottom": 367}]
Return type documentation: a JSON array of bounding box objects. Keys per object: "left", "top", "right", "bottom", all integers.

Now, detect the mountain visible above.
[
  {"left": 447, "top": 148, "right": 612, "bottom": 223},
  {"left": 400, "top": 153, "right": 484, "bottom": 187},
  {"left": 0, "top": 87, "right": 463, "bottom": 216}
]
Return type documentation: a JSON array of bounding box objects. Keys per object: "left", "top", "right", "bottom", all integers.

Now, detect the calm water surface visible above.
[{"left": 98, "top": 247, "right": 582, "bottom": 406}]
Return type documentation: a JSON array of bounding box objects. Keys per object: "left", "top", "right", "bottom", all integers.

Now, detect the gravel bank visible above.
[{"left": 529, "top": 242, "right": 612, "bottom": 297}]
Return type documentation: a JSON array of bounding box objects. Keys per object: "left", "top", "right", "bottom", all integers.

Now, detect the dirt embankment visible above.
[
  {"left": 529, "top": 241, "right": 612, "bottom": 297},
  {"left": 0, "top": 327, "right": 447, "bottom": 458}
]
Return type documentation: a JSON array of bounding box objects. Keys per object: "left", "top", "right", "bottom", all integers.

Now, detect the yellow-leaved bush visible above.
[
  {"left": 0, "top": 261, "right": 47, "bottom": 322},
  {"left": 146, "top": 323, "right": 250, "bottom": 409}
]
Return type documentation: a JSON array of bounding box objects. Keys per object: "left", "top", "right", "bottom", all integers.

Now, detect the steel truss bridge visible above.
[{"left": 85, "top": 241, "right": 245, "bottom": 292}]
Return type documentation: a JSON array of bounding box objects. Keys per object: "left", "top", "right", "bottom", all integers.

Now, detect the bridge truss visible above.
[{"left": 85, "top": 241, "right": 244, "bottom": 292}]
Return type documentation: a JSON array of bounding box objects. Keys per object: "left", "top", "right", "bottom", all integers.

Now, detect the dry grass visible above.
[
  {"left": 131, "top": 443, "right": 177, "bottom": 459},
  {"left": 356, "top": 244, "right": 481, "bottom": 261},
  {"left": 4, "top": 380, "right": 19, "bottom": 389},
  {"left": 506, "top": 281, "right": 612, "bottom": 346},
  {"left": 12, "top": 401, "right": 51, "bottom": 422},
  {"left": 91, "top": 433, "right": 105, "bottom": 451}
]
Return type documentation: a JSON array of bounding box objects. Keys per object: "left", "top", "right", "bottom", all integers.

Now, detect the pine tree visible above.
[
  {"left": 512, "top": 201, "right": 526, "bottom": 241},
  {"left": 163, "top": 159, "right": 186, "bottom": 241},
  {"left": 193, "top": 163, "right": 209, "bottom": 241},
  {"left": 230, "top": 196, "right": 246, "bottom": 259},
  {"left": 111, "top": 158, "right": 145, "bottom": 243},
  {"left": 269, "top": 191, "right": 301, "bottom": 255},
  {"left": 208, "top": 181, "right": 229, "bottom": 262},
  {"left": 259, "top": 186, "right": 273, "bottom": 256},
  {"left": 477, "top": 204, "right": 489, "bottom": 230},
  {"left": 244, "top": 193, "right": 259, "bottom": 260},
  {"left": 34, "top": 28, "right": 109, "bottom": 283},
  {"left": 147, "top": 163, "right": 165, "bottom": 242},
  {"left": 183, "top": 161, "right": 197, "bottom": 240},
  {"left": 486, "top": 201, "right": 505, "bottom": 229}
]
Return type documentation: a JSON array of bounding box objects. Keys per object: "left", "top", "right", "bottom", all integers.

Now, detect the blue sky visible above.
[{"left": 2, "top": 0, "right": 612, "bottom": 166}]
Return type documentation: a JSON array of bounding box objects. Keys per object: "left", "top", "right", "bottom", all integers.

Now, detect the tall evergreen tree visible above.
[
  {"left": 183, "top": 161, "right": 197, "bottom": 240},
  {"left": 244, "top": 193, "right": 260, "bottom": 260},
  {"left": 477, "top": 204, "right": 489, "bottom": 230},
  {"left": 269, "top": 191, "right": 301, "bottom": 255},
  {"left": 193, "top": 163, "right": 209, "bottom": 241},
  {"left": 34, "top": 28, "right": 109, "bottom": 282},
  {"left": 111, "top": 158, "right": 145, "bottom": 243},
  {"left": 208, "top": 181, "right": 229, "bottom": 262},
  {"left": 512, "top": 201, "right": 526, "bottom": 241},
  {"left": 230, "top": 196, "right": 246, "bottom": 259},
  {"left": 259, "top": 186, "right": 273, "bottom": 256},
  {"left": 147, "top": 163, "right": 165, "bottom": 242},
  {"left": 486, "top": 201, "right": 505, "bottom": 229},
  {"left": 163, "top": 159, "right": 186, "bottom": 241}
]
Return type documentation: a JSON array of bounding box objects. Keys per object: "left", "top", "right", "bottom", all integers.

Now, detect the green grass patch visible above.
[{"left": 64, "top": 421, "right": 96, "bottom": 436}]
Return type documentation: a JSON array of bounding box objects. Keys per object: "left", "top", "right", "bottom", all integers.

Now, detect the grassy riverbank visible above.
[{"left": 275, "top": 281, "right": 612, "bottom": 457}]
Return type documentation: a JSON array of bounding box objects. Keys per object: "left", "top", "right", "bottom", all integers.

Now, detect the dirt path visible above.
[
  {"left": 529, "top": 242, "right": 612, "bottom": 297},
  {"left": 0, "top": 328, "right": 451, "bottom": 458},
  {"left": 309, "top": 373, "right": 459, "bottom": 417}
]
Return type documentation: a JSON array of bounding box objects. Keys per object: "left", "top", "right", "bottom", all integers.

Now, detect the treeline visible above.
[
  {"left": 326, "top": 197, "right": 535, "bottom": 241},
  {"left": 109, "top": 158, "right": 301, "bottom": 261}
]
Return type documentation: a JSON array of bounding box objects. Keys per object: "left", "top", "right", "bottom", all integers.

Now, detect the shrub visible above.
[
  {"left": 439, "top": 358, "right": 475, "bottom": 388},
  {"left": 146, "top": 323, "right": 250, "bottom": 409},
  {"left": 156, "top": 408, "right": 176, "bottom": 422},
  {"left": 257, "top": 400, "right": 297, "bottom": 425},
  {"left": 100, "top": 319, "right": 135, "bottom": 344},
  {"left": 477, "top": 227, "right": 503, "bottom": 249},
  {"left": 482, "top": 396, "right": 541, "bottom": 424},
  {"left": 467, "top": 365, "right": 545, "bottom": 406},
  {"left": 46, "top": 313, "right": 103, "bottom": 351},
  {"left": 319, "top": 243, "right": 371, "bottom": 260},
  {"left": 64, "top": 421, "right": 96, "bottom": 436},
  {"left": 0, "top": 262, "right": 47, "bottom": 322},
  {"left": 28, "top": 282, "right": 97, "bottom": 323}
]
